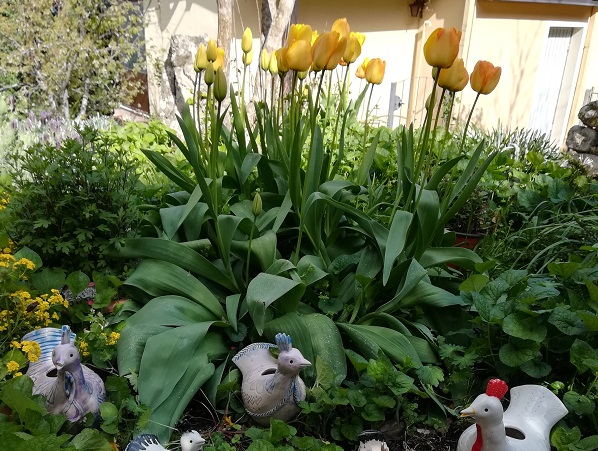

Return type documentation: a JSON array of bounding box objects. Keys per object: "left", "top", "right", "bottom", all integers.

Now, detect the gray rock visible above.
[
  {"left": 567, "top": 149, "right": 598, "bottom": 176},
  {"left": 566, "top": 125, "right": 598, "bottom": 154},
  {"left": 579, "top": 101, "right": 598, "bottom": 129}
]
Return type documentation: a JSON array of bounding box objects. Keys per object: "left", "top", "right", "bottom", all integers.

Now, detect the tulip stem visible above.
[
  {"left": 240, "top": 64, "right": 247, "bottom": 125},
  {"left": 314, "top": 71, "right": 326, "bottom": 124},
  {"left": 362, "top": 83, "right": 375, "bottom": 169},
  {"left": 193, "top": 72, "right": 199, "bottom": 125},
  {"left": 331, "top": 65, "right": 350, "bottom": 155},
  {"left": 290, "top": 71, "right": 298, "bottom": 129},
  {"left": 460, "top": 92, "right": 480, "bottom": 154},
  {"left": 205, "top": 85, "right": 212, "bottom": 147},
  {"left": 245, "top": 214, "right": 256, "bottom": 287}
]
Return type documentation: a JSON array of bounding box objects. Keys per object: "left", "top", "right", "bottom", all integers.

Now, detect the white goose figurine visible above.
[
  {"left": 233, "top": 333, "right": 311, "bottom": 425},
  {"left": 457, "top": 378, "right": 568, "bottom": 451},
  {"left": 25, "top": 325, "right": 105, "bottom": 422},
  {"left": 125, "top": 430, "right": 205, "bottom": 451}
]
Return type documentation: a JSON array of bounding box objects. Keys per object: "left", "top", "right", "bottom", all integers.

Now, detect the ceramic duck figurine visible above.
[
  {"left": 358, "top": 430, "right": 389, "bottom": 451},
  {"left": 457, "top": 379, "right": 568, "bottom": 451},
  {"left": 125, "top": 430, "right": 205, "bottom": 451},
  {"left": 233, "top": 333, "right": 311, "bottom": 425},
  {"left": 24, "top": 325, "right": 105, "bottom": 422}
]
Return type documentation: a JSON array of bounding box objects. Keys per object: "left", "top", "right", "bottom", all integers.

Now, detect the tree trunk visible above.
[
  {"left": 261, "top": 0, "right": 295, "bottom": 54},
  {"left": 217, "top": 0, "right": 234, "bottom": 79}
]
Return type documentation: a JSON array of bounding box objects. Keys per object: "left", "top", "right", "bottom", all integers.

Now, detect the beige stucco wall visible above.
[{"left": 457, "top": 1, "right": 593, "bottom": 139}]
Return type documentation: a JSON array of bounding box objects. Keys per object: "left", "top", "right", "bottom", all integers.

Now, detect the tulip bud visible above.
[
  {"left": 332, "top": 18, "right": 350, "bottom": 39},
  {"left": 276, "top": 47, "right": 290, "bottom": 74},
  {"left": 243, "top": 49, "right": 253, "bottom": 66},
  {"left": 213, "top": 47, "right": 225, "bottom": 71},
  {"left": 343, "top": 34, "right": 362, "bottom": 64},
  {"left": 438, "top": 58, "right": 469, "bottom": 92},
  {"left": 260, "top": 49, "right": 270, "bottom": 71},
  {"left": 425, "top": 93, "right": 433, "bottom": 112},
  {"left": 287, "top": 40, "right": 312, "bottom": 72},
  {"left": 214, "top": 67, "right": 227, "bottom": 102},
  {"left": 470, "top": 60, "right": 501, "bottom": 95},
  {"left": 355, "top": 57, "right": 370, "bottom": 79},
  {"left": 205, "top": 62, "right": 215, "bottom": 85},
  {"left": 268, "top": 53, "right": 278, "bottom": 75},
  {"left": 312, "top": 31, "right": 346, "bottom": 71},
  {"left": 194, "top": 44, "right": 208, "bottom": 72},
  {"left": 365, "top": 58, "right": 385, "bottom": 84},
  {"left": 206, "top": 39, "right": 218, "bottom": 62},
  {"left": 423, "top": 27, "right": 462, "bottom": 69},
  {"left": 252, "top": 192, "right": 262, "bottom": 216},
  {"left": 242, "top": 28, "right": 253, "bottom": 54}
]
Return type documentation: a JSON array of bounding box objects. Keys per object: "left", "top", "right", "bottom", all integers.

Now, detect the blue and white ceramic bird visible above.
[
  {"left": 233, "top": 333, "right": 311, "bottom": 425},
  {"left": 125, "top": 430, "right": 205, "bottom": 451},
  {"left": 24, "top": 325, "right": 105, "bottom": 422}
]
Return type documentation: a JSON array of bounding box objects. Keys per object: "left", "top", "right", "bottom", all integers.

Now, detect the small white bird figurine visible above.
[
  {"left": 457, "top": 378, "right": 568, "bottom": 451},
  {"left": 125, "top": 430, "right": 205, "bottom": 451},
  {"left": 233, "top": 333, "right": 311, "bottom": 425},
  {"left": 25, "top": 325, "right": 105, "bottom": 422}
]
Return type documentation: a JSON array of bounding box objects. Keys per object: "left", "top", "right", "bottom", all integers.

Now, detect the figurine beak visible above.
[
  {"left": 460, "top": 407, "right": 476, "bottom": 418},
  {"left": 300, "top": 358, "right": 311, "bottom": 368}
]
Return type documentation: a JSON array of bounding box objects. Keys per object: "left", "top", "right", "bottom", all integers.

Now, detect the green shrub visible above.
[{"left": 2, "top": 127, "right": 149, "bottom": 274}]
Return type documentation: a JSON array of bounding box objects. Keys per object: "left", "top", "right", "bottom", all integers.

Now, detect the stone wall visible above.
[{"left": 566, "top": 101, "right": 598, "bottom": 176}]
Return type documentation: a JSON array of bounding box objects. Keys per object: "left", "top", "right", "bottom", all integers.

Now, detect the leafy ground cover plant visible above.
[
  {"left": 1, "top": 126, "right": 151, "bottom": 274},
  {"left": 112, "top": 21, "right": 504, "bottom": 443}
]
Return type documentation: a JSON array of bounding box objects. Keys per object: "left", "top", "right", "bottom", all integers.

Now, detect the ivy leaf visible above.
[
  {"left": 415, "top": 366, "right": 444, "bottom": 387},
  {"left": 499, "top": 340, "right": 540, "bottom": 367},
  {"left": 459, "top": 274, "right": 489, "bottom": 292},
  {"left": 246, "top": 440, "right": 276, "bottom": 451},
  {"left": 548, "top": 307, "right": 585, "bottom": 335},
  {"left": 502, "top": 313, "right": 547, "bottom": 342}
]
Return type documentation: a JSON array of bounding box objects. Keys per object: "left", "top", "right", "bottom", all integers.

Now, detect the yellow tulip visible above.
[
  {"left": 287, "top": 23, "right": 313, "bottom": 48},
  {"left": 470, "top": 60, "right": 501, "bottom": 95},
  {"left": 205, "top": 62, "right": 215, "bottom": 85},
  {"left": 242, "top": 28, "right": 253, "bottom": 54},
  {"left": 206, "top": 38, "right": 218, "bottom": 62},
  {"left": 351, "top": 31, "right": 366, "bottom": 47},
  {"left": 242, "top": 49, "right": 253, "bottom": 66},
  {"left": 260, "top": 49, "right": 270, "bottom": 71},
  {"left": 365, "top": 58, "right": 385, "bottom": 84},
  {"left": 312, "top": 31, "right": 347, "bottom": 71},
  {"left": 423, "top": 27, "right": 462, "bottom": 69},
  {"left": 287, "top": 40, "right": 312, "bottom": 72},
  {"left": 213, "top": 47, "right": 225, "bottom": 71},
  {"left": 311, "top": 30, "right": 319, "bottom": 45},
  {"left": 276, "top": 47, "right": 289, "bottom": 74},
  {"left": 214, "top": 67, "right": 227, "bottom": 102},
  {"left": 343, "top": 34, "right": 362, "bottom": 64},
  {"left": 355, "top": 57, "right": 370, "bottom": 79},
  {"left": 194, "top": 44, "right": 207, "bottom": 72},
  {"left": 332, "top": 18, "right": 350, "bottom": 39},
  {"left": 268, "top": 52, "right": 278, "bottom": 75},
  {"left": 438, "top": 58, "right": 469, "bottom": 92}
]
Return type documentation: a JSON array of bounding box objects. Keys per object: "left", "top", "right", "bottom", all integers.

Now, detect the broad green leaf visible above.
[
  {"left": 226, "top": 294, "right": 241, "bottom": 331},
  {"left": 240, "top": 153, "right": 262, "bottom": 185},
  {"left": 397, "top": 280, "right": 464, "bottom": 308},
  {"left": 31, "top": 268, "right": 66, "bottom": 294},
  {"left": 415, "top": 365, "right": 444, "bottom": 387},
  {"left": 115, "top": 238, "right": 235, "bottom": 291},
  {"left": 126, "top": 296, "right": 216, "bottom": 327},
  {"left": 70, "top": 428, "right": 112, "bottom": 451},
  {"left": 377, "top": 259, "right": 427, "bottom": 313},
  {"left": 65, "top": 271, "right": 90, "bottom": 296},
  {"left": 297, "top": 255, "right": 329, "bottom": 286},
  {"left": 419, "top": 247, "right": 483, "bottom": 270},
  {"left": 520, "top": 359, "right": 551, "bottom": 378},
  {"left": 548, "top": 261, "right": 580, "bottom": 280},
  {"left": 123, "top": 259, "right": 225, "bottom": 318},
  {"left": 459, "top": 274, "right": 489, "bottom": 292},
  {"left": 548, "top": 307, "right": 585, "bottom": 335},
  {"left": 563, "top": 391, "right": 595, "bottom": 416},
  {"left": 117, "top": 324, "right": 170, "bottom": 376},
  {"left": 13, "top": 247, "right": 42, "bottom": 272},
  {"left": 551, "top": 426, "right": 582, "bottom": 449},
  {"left": 383, "top": 211, "right": 412, "bottom": 285},
  {"left": 498, "top": 340, "right": 540, "bottom": 367},
  {"left": 570, "top": 339, "right": 598, "bottom": 373},
  {"left": 264, "top": 312, "right": 347, "bottom": 385},
  {"left": 502, "top": 313, "right": 547, "bottom": 342},
  {"left": 246, "top": 273, "right": 305, "bottom": 335},
  {"left": 230, "top": 230, "right": 277, "bottom": 271}
]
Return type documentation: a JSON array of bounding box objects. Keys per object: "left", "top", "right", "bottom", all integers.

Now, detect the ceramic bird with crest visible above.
[
  {"left": 24, "top": 325, "right": 105, "bottom": 422},
  {"left": 125, "top": 430, "right": 205, "bottom": 451},
  {"left": 457, "top": 378, "right": 568, "bottom": 451},
  {"left": 233, "top": 333, "right": 311, "bottom": 425}
]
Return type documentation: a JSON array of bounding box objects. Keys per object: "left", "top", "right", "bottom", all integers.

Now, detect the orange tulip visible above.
[
  {"left": 355, "top": 57, "right": 370, "bottom": 79},
  {"left": 470, "top": 60, "right": 501, "bottom": 95},
  {"left": 287, "top": 23, "right": 313, "bottom": 47},
  {"left": 438, "top": 58, "right": 469, "bottom": 92},
  {"left": 332, "top": 18, "right": 350, "bottom": 39},
  {"left": 312, "top": 31, "right": 347, "bottom": 71},
  {"left": 287, "top": 40, "right": 312, "bottom": 72},
  {"left": 365, "top": 58, "right": 385, "bottom": 84},
  {"left": 275, "top": 47, "right": 290, "bottom": 74},
  {"left": 343, "top": 34, "right": 363, "bottom": 64},
  {"left": 423, "top": 27, "right": 461, "bottom": 69}
]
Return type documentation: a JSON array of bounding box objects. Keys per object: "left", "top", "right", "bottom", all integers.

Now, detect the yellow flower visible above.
[
  {"left": 342, "top": 34, "right": 362, "bottom": 64},
  {"left": 106, "top": 332, "right": 120, "bottom": 346},
  {"left": 424, "top": 27, "right": 462, "bottom": 69},
  {"left": 312, "top": 31, "right": 347, "bottom": 71},
  {"left": 365, "top": 58, "right": 386, "bottom": 84},
  {"left": 470, "top": 60, "right": 501, "bottom": 95},
  {"left": 275, "top": 47, "right": 290, "bottom": 74},
  {"left": 287, "top": 40, "right": 312, "bottom": 72},
  {"left": 21, "top": 341, "right": 41, "bottom": 362},
  {"left": 287, "top": 23, "right": 313, "bottom": 48},
  {"left": 194, "top": 44, "right": 208, "bottom": 72},
  {"left": 355, "top": 57, "right": 370, "bottom": 79},
  {"left": 214, "top": 67, "right": 228, "bottom": 102},
  {"left": 260, "top": 50, "right": 270, "bottom": 71},
  {"left": 13, "top": 372, "right": 22, "bottom": 377},
  {"left": 438, "top": 58, "right": 469, "bottom": 92},
  {"left": 241, "top": 27, "right": 253, "bottom": 54},
  {"left": 332, "top": 18, "right": 350, "bottom": 39},
  {"left": 268, "top": 52, "right": 278, "bottom": 75},
  {"left": 242, "top": 49, "right": 253, "bottom": 66},
  {"left": 213, "top": 47, "right": 225, "bottom": 71},
  {"left": 13, "top": 258, "right": 36, "bottom": 270},
  {"left": 11, "top": 340, "right": 21, "bottom": 349},
  {"left": 79, "top": 340, "right": 90, "bottom": 356},
  {"left": 6, "top": 360, "right": 20, "bottom": 373},
  {"left": 206, "top": 38, "right": 218, "bottom": 62}
]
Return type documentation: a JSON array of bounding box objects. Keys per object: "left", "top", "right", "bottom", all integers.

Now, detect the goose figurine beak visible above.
[
  {"left": 460, "top": 406, "right": 476, "bottom": 418},
  {"left": 299, "top": 358, "right": 311, "bottom": 368}
]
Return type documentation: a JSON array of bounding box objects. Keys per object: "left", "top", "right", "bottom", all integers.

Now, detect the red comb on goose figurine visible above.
[{"left": 485, "top": 378, "right": 508, "bottom": 399}]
